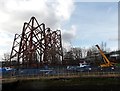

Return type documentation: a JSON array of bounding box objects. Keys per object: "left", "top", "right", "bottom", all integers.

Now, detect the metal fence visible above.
[{"left": 2, "top": 67, "right": 120, "bottom": 79}]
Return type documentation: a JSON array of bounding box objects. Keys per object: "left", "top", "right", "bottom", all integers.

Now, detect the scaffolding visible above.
[{"left": 10, "top": 17, "right": 63, "bottom": 68}]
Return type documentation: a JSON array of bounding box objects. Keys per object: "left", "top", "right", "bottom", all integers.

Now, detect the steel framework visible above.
[{"left": 10, "top": 17, "right": 63, "bottom": 68}]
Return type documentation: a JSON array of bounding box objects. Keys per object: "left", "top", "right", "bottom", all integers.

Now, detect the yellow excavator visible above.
[{"left": 95, "top": 45, "right": 114, "bottom": 68}]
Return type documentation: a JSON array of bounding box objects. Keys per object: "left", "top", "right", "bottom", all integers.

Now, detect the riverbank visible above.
[{"left": 2, "top": 76, "right": 120, "bottom": 91}]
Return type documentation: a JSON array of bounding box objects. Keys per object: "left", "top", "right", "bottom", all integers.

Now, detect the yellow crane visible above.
[{"left": 95, "top": 44, "right": 113, "bottom": 68}]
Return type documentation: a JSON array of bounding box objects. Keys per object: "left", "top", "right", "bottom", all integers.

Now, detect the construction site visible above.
[{"left": 1, "top": 17, "right": 120, "bottom": 91}]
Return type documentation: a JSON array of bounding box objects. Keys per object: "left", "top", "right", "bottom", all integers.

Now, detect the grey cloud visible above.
[
  {"left": 62, "top": 32, "right": 75, "bottom": 42},
  {"left": 0, "top": 0, "right": 72, "bottom": 33},
  {"left": 0, "top": 0, "right": 75, "bottom": 58}
]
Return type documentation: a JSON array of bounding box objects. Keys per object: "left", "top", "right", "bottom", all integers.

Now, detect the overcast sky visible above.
[{"left": 0, "top": 0, "right": 119, "bottom": 60}]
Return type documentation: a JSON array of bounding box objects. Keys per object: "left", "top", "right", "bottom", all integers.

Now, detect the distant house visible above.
[{"left": 109, "top": 51, "right": 120, "bottom": 63}]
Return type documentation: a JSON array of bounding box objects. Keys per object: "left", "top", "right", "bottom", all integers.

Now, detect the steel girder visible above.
[{"left": 10, "top": 17, "right": 63, "bottom": 68}]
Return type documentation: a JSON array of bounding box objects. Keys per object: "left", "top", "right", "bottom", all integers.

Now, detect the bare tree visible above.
[
  {"left": 2, "top": 53, "right": 10, "bottom": 62},
  {"left": 100, "top": 41, "right": 107, "bottom": 52},
  {"left": 72, "top": 47, "right": 82, "bottom": 59},
  {"left": 2, "top": 53, "right": 10, "bottom": 67},
  {"left": 82, "top": 47, "right": 88, "bottom": 58}
]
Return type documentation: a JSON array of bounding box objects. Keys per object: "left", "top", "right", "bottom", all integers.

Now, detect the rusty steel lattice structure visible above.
[{"left": 10, "top": 17, "right": 63, "bottom": 68}]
